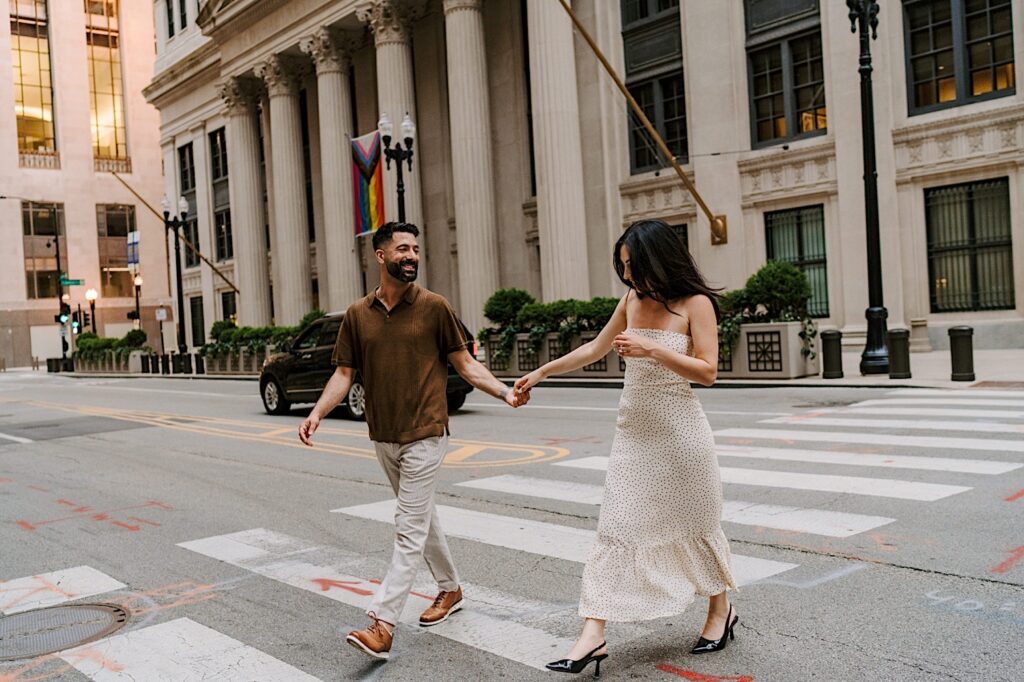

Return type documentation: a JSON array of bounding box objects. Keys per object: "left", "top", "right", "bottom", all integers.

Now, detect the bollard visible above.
[
  {"left": 160, "top": 354, "right": 171, "bottom": 375},
  {"left": 820, "top": 329, "right": 843, "bottom": 379},
  {"left": 949, "top": 326, "right": 975, "bottom": 382},
  {"left": 194, "top": 354, "right": 205, "bottom": 375},
  {"left": 182, "top": 354, "right": 194, "bottom": 375},
  {"left": 887, "top": 329, "right": 911, "bottom": 379},
  {"left": 141, "top": 355, "right": 150, "bottom": 374},
  {"left": 171, "top": 354, "right": 183, "bottom": 374}
]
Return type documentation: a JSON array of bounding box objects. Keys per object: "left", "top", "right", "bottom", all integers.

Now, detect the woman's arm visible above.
[
  {"left": 613, "top": 295, "right": 718, "bottom": 386},
  {"left": 515, "top": 295, "right": 628, "bottom": 392}
]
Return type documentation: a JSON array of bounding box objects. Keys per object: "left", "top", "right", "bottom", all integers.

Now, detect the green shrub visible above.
[
  {"left": 209, "top": 319, "right": 237, "bottom": 342},
  {"left": 743, "top": 260, "right": 811, "bottom": 322},
  {"left": 483, "top": 289, "right": 536, "bottom": 327},
  {"left": 297, "top": 308, "right": 325, "bottom": 330},
  {"left": 118, "top": 329, "right": 147, "bottom": 349}
]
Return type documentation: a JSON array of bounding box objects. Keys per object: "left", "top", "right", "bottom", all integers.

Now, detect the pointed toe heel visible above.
[
  {"left": 691, "top": 606, "right": 738, "bottom": 655},
  {"left": 545, "top": 642, "right": 608, "bottom": 676}
]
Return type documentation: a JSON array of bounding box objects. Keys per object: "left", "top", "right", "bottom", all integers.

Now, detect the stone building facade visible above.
[
  {"left": 145, "top": 0, "right": 1023, "bottom": 350},
  {"left": 1, "top": 0, "right": 167, "bottom": 366}
]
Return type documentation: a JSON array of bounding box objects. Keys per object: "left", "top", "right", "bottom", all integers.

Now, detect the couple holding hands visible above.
[{"left": 299, "top": 219, "right": 737, "bottom": 675}]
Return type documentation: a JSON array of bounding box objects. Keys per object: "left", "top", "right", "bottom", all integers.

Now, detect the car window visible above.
[
  {"left": 317, "top": 319, "right": 341, "bottom": 347},
  {"left": 293, "top": 322, "right": 323, "bottom": 350}
]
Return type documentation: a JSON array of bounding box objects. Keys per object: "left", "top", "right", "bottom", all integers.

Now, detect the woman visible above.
[{"left": 516, "top": 219, "right": 738, "bottom": 676}]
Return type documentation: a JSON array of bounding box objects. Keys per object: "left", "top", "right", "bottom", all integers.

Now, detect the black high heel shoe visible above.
[
  {"left": 691, "top": 605, "right": 738, "bottom": 654},
  {"left": 545, "top": 642, "right": 609, "bottom": 677}
]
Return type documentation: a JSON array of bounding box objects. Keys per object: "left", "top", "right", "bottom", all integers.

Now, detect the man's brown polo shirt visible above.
[{"left": 332, "top": 284, "right": 469, "bottom": 445}]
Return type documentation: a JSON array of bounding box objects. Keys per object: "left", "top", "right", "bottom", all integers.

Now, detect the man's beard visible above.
[{"left": 386, "top": 259, "right": 418, "bottom": 283}]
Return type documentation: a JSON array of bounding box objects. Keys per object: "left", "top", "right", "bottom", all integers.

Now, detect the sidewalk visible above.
[{"left": 25, "top": 347, "right": 1022, "bottom": 390}]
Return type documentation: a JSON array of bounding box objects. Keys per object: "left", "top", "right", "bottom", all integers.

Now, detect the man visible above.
[{"left": 298, "top": 221, "right": 529, "bottom": 660}]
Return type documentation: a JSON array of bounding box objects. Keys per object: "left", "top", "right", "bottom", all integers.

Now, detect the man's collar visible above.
[{"left": 366, "top": 283, "right": 420, "bottom": 308}]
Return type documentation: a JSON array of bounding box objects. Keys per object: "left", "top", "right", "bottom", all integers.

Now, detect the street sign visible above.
[
  {"left": 155, "top": 307, "right": 168, "bottom": 322},
  {"left": 60, "top": 276, "right": 84, "bottom": 286}
]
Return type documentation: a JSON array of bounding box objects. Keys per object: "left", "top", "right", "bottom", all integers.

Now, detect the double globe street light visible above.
[{"left": 378, "top": 112, "right": 416, "bottom": 223}]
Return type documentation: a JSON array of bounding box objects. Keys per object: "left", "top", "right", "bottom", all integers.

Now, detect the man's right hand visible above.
[{"left": 298, "top": 413, "right": 321, "bottom": 446}]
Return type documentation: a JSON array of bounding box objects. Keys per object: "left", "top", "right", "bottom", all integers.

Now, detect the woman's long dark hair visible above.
[{"left": 613, "top": 219, "right": 721, "bottom": 320}]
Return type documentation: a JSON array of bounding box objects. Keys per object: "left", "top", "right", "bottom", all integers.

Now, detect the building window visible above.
[
  {"left": 95, "top": 204, "right": 135, "bottom": 297},
  {"left": 926, "top": 178, "right": 1014, "bottom": 312},
  {"left": 189, "top": 296, "right": 205, "bottom": 347},
  {"left": 209, "top": 128, "right": 233, "bottom": 261},
  {"left": 765, "top": 205, "right": 830, "bottom": 317},
  {"left": 85, "top": 0, "right": 127, "bottom": 161},
  {"left": 745, "top": 1, "right": 826, "bottom": 146},
  {"left": 166, "top": 0, "right": 174, "bottom": 38},
  {"left": 10, "top": 0, "right": 56, "bottom": 153},
  {"left": 904, "top": 0, "right": 1015, "bottom": 113},
  {"left": 22, "top": 202, "right": 65, "bottom": 299},
  {"left": 621, "top": 0, "right": 687, "bottom": 174},
  {"left": 178, "top": 142, "right": 200, "bottom": 268},
  {"left": 671, "top": 223, "right": 689, "bottom": 252},
  {"left": 220, "top": 290, "right": 236, "bottom": 322},
  {"left": 178, "top": 0, "right": 187, "bottom": 31}
]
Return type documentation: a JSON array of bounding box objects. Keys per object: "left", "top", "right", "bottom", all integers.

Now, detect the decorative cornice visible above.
[
  {"left": 255, "top": 54, "right": 308, "bottom": 98},
  {"left": 300, "top": 27, "right": 361, "bottom": 75},
  {"left": 219, "top": 76, "right": 263, "bottom": 115},
  {"left": 443, "top": 0, "right": 483, "bottom": 15},
  {"left": 356, "top": 0, "right": 428, "bottom": 48}
]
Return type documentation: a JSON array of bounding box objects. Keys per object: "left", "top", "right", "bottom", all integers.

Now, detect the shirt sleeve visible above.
[
  {"left": 438, "top": 300, "right": 469, "bottom": 356},
  {"left": 332, "top": 308, "right": 359, "bottom": 368}
]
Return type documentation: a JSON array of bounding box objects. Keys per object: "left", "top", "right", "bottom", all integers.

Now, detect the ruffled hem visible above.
[{"left": 578, "top": 530, "right": 736, "bottom": 623}]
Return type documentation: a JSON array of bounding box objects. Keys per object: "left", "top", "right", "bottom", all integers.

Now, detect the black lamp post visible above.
[
  {"left": 45, "top": 235, "right": 68, "bottom": 361},
  {"left": 378, "top": 112, "right": 416, "bottom": 223},
  {"left": 161, "top": 195, "right": 190, "bottom": 355},
  {"left": 133, "top": 274, "right": 143, "bottom": 330},
  {"left": 848, "top": 0, "right": 889, "bottom": 375},
  {"left": 86, "top": 288, "right": 98, "bottom": 334}
]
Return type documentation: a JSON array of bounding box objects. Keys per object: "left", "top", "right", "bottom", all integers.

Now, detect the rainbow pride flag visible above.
[{"left": 352, "top": 130, "right": 385, "bottom": 236}]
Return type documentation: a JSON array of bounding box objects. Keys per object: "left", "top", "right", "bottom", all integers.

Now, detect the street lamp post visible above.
[
  {"left": 848, "top": 0, "right": 889, "bottom": 375},
  {"left": 161, "top": 195, "right": 190, "bottom": 356},
  {"left": 378, "top": 113, "right": 416, "bottom": 223},
  {"left": 133, "top": 274, "right": 143, "bottom": 330},
  {"left": 85, "top": 288, "right": 98, "bottom": 334},
  {"left": 45, "top": 235, "right": 67, "bottom": 362}
]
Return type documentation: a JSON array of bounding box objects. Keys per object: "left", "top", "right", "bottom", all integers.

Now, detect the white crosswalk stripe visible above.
[
  {"left": 851, "top": 397, "right": 1024, "bottom": 409},
  {"left": 838, "top": 406, "right": 1024, "bottom": 419},
  {"left": 887, "top": 388, "right": 1024, "bottom": 399},
  {"left": 331, "top": 501, "right": 800, "bottom": 585},
  {"left": 553, "top": 457, "right": 969, "bottom": 500},
  {"left": 60, "top": 617, "right": 320, "bottom": 681},
  {"left": 714, "top": 443, "right": 1020, "bottom": 475},
  {"left": 763, "top": 415, "right": 1024, "bottom": 435},
  {"left": 0, "top": 566, "right": 125, "bottom": 615},
  {"left": 179, "top": 528, "right": 575, "bottom": 671},
  {"left": 714, "top": 427, "right": 1024, "bottom": 452},
  {"left": 456, "top": 474, "right": 895, "bottom": 537}
]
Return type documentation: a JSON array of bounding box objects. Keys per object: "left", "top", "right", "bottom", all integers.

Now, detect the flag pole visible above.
[{"left": 554, "top": 0, "right": 727, "bottom": 245}]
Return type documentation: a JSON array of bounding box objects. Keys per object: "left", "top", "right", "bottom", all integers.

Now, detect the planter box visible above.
[
  {"left": 484, "top": 332, "right": 624, "bottom": 379},
  {"left": 204, "top": 350, "right": 267, "bottom": 376},
  {"left": 717, "top": 321, "right": 818, "bottom": 379}
]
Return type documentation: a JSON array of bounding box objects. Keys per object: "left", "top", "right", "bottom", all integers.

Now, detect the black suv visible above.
[{"left": 259, "top": 312, "right": 475, "bottom": 419}]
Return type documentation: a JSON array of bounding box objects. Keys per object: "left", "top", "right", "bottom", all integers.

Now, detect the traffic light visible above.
[
  {"left": 56, "top": 302, "right": 71, "bottom": 325},
  {"left": 71, "top": 311, "right": 81, "bottom": 334},
  {"left": 126, "top": 310, "right": 139, "bottom": 320},
  {"left": 82, "top": 311, "right": 91, "bottom": 329}
]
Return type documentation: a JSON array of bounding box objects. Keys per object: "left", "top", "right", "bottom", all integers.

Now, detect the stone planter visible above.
[
  {"left": 717, "top": 321, "right": 818, "bottom": 379},
  {"left": 204, "top": 350, "right": 267, "bottom": 375},
  {"left": 485, "top": 332, "right": 625, "bottom": 379}
]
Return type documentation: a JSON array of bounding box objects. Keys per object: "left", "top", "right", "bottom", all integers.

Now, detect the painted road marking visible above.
[
  {"left": 852, "top": 397, "right": 1024, "bottom": 409},
  {"left": 764, "top": 415, "right": 1024, "bottom": 435},
  {"left": 839, "top": 406, "right": 1024, "bottom": 420},
  {"left": 179, "top": 528, "right": 574, "bottom": 670},
  {"left": 465, "top": 402, "right": 791, "bottom": 417},
  {"left": 331, "top": 501, "right": 799, "bottom": 585},
  {"left": 554, "top": 457, "right": 969, "bottom": 500},
  {"left": 0, "top": 566, "right": 126, "bottom": 615},
  {"left": 456, "top": 474, "right": 895, "bottom": 537},
  {"left": 60, "top": 617, "right": 320, "bottom": 681},
  {"left": 715, "top": 427, "right": 1024, "bottom": 453},
  {"left": 0, "top": 431, "right": 33, "bottom": 444},
  {"left": 889, "top": 388, "right": 1024, "bottom": 399},
  {"left": 714, "top": 444, "right": 1021, "bottom": 475}
]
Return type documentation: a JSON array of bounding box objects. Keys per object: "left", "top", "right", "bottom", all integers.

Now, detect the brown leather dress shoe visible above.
[
  {"left": 346, "top": 613, "right": 393, "bottom": 660},
  {"left": 419, "top": 586, "right": 464, "bottom": 626}
]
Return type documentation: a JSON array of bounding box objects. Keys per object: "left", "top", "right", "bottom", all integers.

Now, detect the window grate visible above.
[{"left": 747, "top": 331, "right": 783, "bottom": 372}]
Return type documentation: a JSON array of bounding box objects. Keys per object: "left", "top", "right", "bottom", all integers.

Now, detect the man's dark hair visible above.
[{"left": 372, "top": 221, "right": 420, "bottom": 250}]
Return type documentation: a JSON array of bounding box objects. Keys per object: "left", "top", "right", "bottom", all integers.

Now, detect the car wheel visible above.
[
  {"left": 261, "top": 377, "right": 291, "bottom": 415},
  {"left": 447, "top": 392, "right": 467, "bottom": 413},
  {"left": 342, "top": 380, "right": 367, "bottom": 421}
]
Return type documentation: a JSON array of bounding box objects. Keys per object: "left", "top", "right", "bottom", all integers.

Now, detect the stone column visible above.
[
  {"left": 357, "top": 0, "right": 426, "bottom": 230},
  {"left": 526, "top": 0, "right": 590, "bottom": 301},
  {"left": 256, "top": 54, "right": 313, "bottom": 325},
  {"left": 301, "top": 28, "right": 364, "bottom": 312},
  {"left": 442, "top": 0, "right": 499, "bottom": 332},
  {"left": 219, "top": 77, "right": 272, "bottom": 326}
]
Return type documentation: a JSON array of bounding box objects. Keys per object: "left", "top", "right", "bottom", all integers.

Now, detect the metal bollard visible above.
[
  {"left": 887, "top": 328, "right": 911, "bottom": 379},
  {"left": 182, "top": 354, "right": 194, "bottom": 375},
  {"left": 141, "top": 355, "right": 150, "bottom": 374},
  {"left": 949, "top": 326, "right": 975, "bottom": 382},
  {"left": 820, "top": 329, "right": 843, "bottom": 379},
  {"left": 161, "top": 354, "right": 171, "bottom": 375}
]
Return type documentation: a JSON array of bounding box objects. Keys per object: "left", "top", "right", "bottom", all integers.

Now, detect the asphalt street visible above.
[{"left": 0, "top": 371, "right": 1021, "bottom": 681}]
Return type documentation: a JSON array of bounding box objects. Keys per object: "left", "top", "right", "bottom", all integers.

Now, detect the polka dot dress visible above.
[{"left": 579, "top": 328, "right": 737, "bottom": 622}]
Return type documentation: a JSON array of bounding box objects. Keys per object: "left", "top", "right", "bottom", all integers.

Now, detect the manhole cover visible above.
[{"left": 0, "top": 603, "right": 129, "bottom": 661}]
